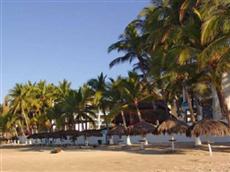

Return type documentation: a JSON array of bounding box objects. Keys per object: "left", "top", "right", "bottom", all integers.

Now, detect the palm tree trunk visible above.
[
  {"left": 85, "top": 120, "right": 88, "bottom": 130},
  {"left": 171, "top": 98, "right": 178, "bottom": 117},
  {"left": 121, "top": 110, "right": 127, "bottom": 128},
  {"left": 18, "top": 121, "right": 25, "bottom": 136},
  {"left": 102, "top": 108, "right": 109, "bottom": 144},
  {"left": 81, "top": 121, "right": 85, "bottom": 131},
  {"left": 184, "top": 86, "right": 196, "bottom": 123},
  {"left": 14, "top": 127, "right": 19, "bottom": 137},
  {"left": 134, "top": 100, "right": 143, "bottom": 122},
  {"left": 215, "top": 86, "right": 230, "bottom": 127},
  {"left": 137, "top": 56, "right": 147, "bottom": 78},
  {"left": 194, "top": 95, "right": 203, "bottom": 120},
  {"left": 22, "top": 110, "right": 30, "bottom": 133}
]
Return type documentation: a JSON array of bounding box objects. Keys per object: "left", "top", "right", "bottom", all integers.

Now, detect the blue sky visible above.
[{"left": 1, "top": 0, "right": 150, "bottom": 101}]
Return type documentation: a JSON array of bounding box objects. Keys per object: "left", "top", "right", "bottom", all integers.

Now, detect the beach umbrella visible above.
[
  {"left": 157, "top": 118, "right": 189, "bottom": 151},
  {"left": 191, "top": 119, "right": 230, "bottom": 156}
]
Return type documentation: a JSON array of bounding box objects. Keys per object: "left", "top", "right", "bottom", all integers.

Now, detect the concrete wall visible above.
[{"left": 28, "top": 134, "right": 229, "bottom": 145}]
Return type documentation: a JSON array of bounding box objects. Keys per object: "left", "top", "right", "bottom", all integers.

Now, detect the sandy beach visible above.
[{"left": 1, "top": 143, "right": 230, "bottom": 172}]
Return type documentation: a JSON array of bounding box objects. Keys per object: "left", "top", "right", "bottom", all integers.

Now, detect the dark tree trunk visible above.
[
  {"left": 194, "top": 95, "right": 203, "bottom": 120},
  {"left": 81, "top": 121, "right": 85, "bottom": 131},
  {"left": 184, "top": 86, "right": 196, "bottom": 123},
  {"left": 129, "top": 112, "right": 134, "bottom": 125},
  {"left": 137, "top": 55, "right": 147, "bottom": 77}
]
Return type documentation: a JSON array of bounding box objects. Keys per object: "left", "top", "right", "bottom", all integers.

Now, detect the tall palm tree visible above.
[
  {"left": 136, "top": 0, "right": 202, "bottom": 122},
  {"left": 197, "top": 1, "right": 230, "bottom": 125}
]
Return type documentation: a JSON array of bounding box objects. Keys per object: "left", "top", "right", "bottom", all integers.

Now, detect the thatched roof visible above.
[
  {"left": 157, "top": 118, "right": 189, "bottom": 135},
  {"left": 191, "top": 119, "right": 230, "bottom": 137},
  {"left": 108, "top": 125, "right": 127, "bottom": 136},
  {"left": 128, "top": 121, "right": 157, "bottom": 136}
]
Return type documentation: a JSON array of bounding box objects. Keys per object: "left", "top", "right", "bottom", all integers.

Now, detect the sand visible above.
[{"left": 1, "top": 143, "right": 230, "bottom": 172}]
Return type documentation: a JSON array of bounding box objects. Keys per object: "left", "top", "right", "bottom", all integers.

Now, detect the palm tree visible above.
[
  {"left": 108, "top": 24, "right": 148, "bottom": 75},
  {"left": 120, "top": 72, "right": 151, "bottom": 122},
  {"left": 29, "top": 81, "right": 59, "bottom": 132},
  {"left": 57, "top": 79, "right": 71, "bottom": 99},
  {"left": 139, "top": 0, "right": 230, "bottom": 125},
  {"left": 106, "top": 76, "right": 129, "bottom": 128},
  {"left": 197, "top": 1, "right": 230, "bottom": 125},
  {"left": 60, "top": 87, "right": 96, "bottom": 131},
  {"left": 87, "top": 73, "right": 110, "bottom": 129},
  {"left": 8, "top": 83, "right": 33, "bottom": 134},
  {"left": 136, "top": 0, "right": 202, "bottom": 122}
]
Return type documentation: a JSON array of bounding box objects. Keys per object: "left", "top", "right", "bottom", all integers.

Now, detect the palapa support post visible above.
[
  {"left": 143, "top": 136, "right": 148, "bottom": 145},
  {"left": 126, "top": 135, "right": 132, "bottom": 145},
  {"left": 194, "top": 137, "right": 202, "bottom": 146},
  {"left": 206, "top": 136, "right": 213, "bottom": 156},
  {"left": 208, "top": 142, "right": 213, "bottom": 156}
]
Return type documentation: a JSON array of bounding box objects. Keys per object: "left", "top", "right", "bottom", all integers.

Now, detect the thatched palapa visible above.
[
  {"left": 191, "top": 119, "right": 230, "bottom": 137},
  {"left": 157, "top": 118, "right": 189, "bottom": 135},
  {"left": 128, "top": 121, "right": 156, "bottom": 136}
]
